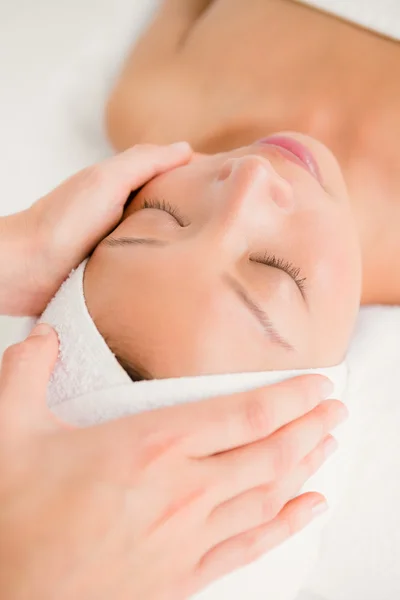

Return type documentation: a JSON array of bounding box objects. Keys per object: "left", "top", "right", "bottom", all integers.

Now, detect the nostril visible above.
[
  {"left": 217, "top": 158, "right": 239, "bottom": 182},
  {"left": 270, "top": 178, "right": 294, "bottom": 210}
]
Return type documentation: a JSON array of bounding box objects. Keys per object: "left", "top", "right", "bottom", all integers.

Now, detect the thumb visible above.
[{"left": 0, "top": 324, "right": 62, "bottom": 436}]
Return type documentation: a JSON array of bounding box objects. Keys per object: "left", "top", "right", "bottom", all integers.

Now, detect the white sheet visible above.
[{"left": 1, "top": 1, "right": 400, "bottom": 598}]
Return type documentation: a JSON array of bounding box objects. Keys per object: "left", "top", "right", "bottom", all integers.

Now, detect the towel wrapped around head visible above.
[
  {"left": 40, "top": 260, "right": 346, "bottom": 426},
  {"left": 39, "top": 260, "right": 350, "bottom": 600}
]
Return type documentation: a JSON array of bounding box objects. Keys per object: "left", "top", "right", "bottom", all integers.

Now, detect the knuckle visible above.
[
  {"left": 289, "top": 375, "right": 322, "bottom": 411},
  {"left": 2, "top": 344, "right": 20, "bottom": 368},
  {"left": 198, "top": 461, "right": 224, "bottom": 504},
  {"left": 305, "top": 404, "right": 326, "bottom": 436},
  {"left": 322, "top": 398, "right": 340, "bottom": 416},
  {"left": 136, "top": 143, "right": 155, "bottom": 152},
  {"left": 317, "top": 399, "right": 342, "bottom": 431},
  {"left": 243, "top": 394, "right": 272, "bottom": 438},
  {"left": 317, "top": 399, "right": 333, "bottom": 420},
  {"left": 306, "top": 444, "right": 325, "bottom": 474},
  {"left": 329, "top": 399, "right": 347, "bottom": 422},
  {"left": 283, "top": 506, "right": 306, "bottom": 537},
  {"left": 80, "top": 164, "right": 108, "bottom": 190},
  {"left": 240, "top": 532, "right": 265, "bottom": 566},
  {"left": 2, "top": 342, "right": 33, "bottom": 369},
  {"left": 294, "top": 376, "right": 319, "bottom": 409},
  {"left": 297, "top": 455, "right": 315, "bottom": 484},
  {"left": 169, "top": 426, "right": 192, "bottom": 454},
  {"left": 269, "top": 439, "right": 293, "bottom": 479},
  {"left": 129, "top": 143, "right": 155, "bottom": 156},
  {"left": 302, "top": 380, "right": 318, "bottom": 409},
  {"left": 276, "top": 513, "right": 292, "bottom": 541},
  {"left": 259, "top": 490, "right": 281, "bottom": 522},
  {"left": 141, "top": 433, "right": 182, "bottom": 468}
]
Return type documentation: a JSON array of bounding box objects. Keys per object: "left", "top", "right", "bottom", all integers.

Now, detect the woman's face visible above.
[{"left": 85, "top": 133, "right": 362, "bottom": 379}]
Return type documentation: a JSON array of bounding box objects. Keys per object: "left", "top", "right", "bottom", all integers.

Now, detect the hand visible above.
[
  {"left": 0, "top": 325, "right": 345, "bottom": 600},
  {"left": 0, "top": 142, "right": 192, "bottom": 316}
]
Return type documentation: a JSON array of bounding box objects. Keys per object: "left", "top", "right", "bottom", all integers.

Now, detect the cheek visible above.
[
  {"left": 292, "top": 208, "right": 361, "bottom": 329},
  {"left": 294, "top": 208, "right": 359, "bottom": 276},
  {"left": 299, "top": 211, "right": 361, "bottom": 344},
  {"left": 316, "top": 219, "right": 361, "bottom": 299}
]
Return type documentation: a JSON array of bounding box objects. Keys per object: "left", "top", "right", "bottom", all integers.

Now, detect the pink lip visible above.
[{"left": 256, "top": 135, "right": 323, "bottom": 185}]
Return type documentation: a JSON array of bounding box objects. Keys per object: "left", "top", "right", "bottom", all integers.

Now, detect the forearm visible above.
[{"left": 0, "top": 212, "right": 40, "bottom": 316}]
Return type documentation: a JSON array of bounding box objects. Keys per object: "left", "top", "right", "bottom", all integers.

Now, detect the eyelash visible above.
[
  {"left": 140, "top": 198, "right": 306, "bottom": 293},
  {"left": 252, "top": 253, "right": 307, "bottom": 294},
  {"left": 141, "top": 197, "right": 188, "bottom": 227}
]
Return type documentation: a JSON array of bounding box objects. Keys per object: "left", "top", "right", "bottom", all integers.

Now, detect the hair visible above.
[{"left": 114, "top": 352, "right": 148, "bottom": 382}]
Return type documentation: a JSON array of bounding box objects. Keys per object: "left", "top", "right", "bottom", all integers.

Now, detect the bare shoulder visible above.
[
  {"left": 105, "top": 0, "right": 282, "bottom": 151},
  {"left": 105, "top": 0, "right": 340, "bottom": 151},
  {"left": 106, "top": 1, "right": 218, "bottom": 151}
]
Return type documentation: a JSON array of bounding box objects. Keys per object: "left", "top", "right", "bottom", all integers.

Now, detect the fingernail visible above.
[
  {"left": 312, "top": 498, "right": 329, "bottom": 518},
  {"left": 323, "top": 436, "right": 339, "bottom": 459},
  {"left": 169, "top": 141, "right": 192, "bottom": 152},
  {"left": 29, "top": 323, "right": 53, "bottom": 337},
  {"left": 319, "top": 378, "right": 334, "bottom": 399}
]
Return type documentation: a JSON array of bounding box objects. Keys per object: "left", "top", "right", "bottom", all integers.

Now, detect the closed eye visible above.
[
  {"left": 250, "top": 252, "right": 307, "bottom": 299},
  {"left": 140, "top": 197, "right": 189, "bottom": 227}
]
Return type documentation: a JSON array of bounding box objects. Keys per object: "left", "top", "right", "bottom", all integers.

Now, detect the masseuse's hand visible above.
[
  {"left": 0, "top": 325, "right": 346, "bottom": 600},
  {"left": 0, "top": 142, "right": 192, "bottom": 316}
]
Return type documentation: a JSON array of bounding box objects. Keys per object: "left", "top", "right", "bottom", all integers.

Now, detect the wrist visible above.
[{"left": 0, "top": 211, "right": 45, "bottom": 316}]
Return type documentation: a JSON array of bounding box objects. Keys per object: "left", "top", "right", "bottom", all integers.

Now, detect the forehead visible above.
[
  {"left": 85, "top": 242, "right": 355, "bottom": 381},
  {"left": 90, "top": 251, "right": 299, "bottom": 377}
]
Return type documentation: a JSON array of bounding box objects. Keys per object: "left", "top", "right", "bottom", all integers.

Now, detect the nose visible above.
[
  {"left": 217, "top": 154, "right": 294, "bottom": 213},
  {"left": 205, "top": 154, "right": 293, "bottom": 255},
  {"left": 184, "top": 154, "right": 295, "bottom": 275}
]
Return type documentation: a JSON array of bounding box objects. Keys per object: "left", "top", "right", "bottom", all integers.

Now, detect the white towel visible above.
[
  {"left": 40, "top": 260, "right": 347, "bottom": 425},
  {"left": 39, "top": 260, "right": 351, "bottom": 600},
  {"left": 297, "top": 0, "right": 400, "bottom": 40}
]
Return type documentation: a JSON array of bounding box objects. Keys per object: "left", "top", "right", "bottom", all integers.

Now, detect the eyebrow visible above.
[
  {"left": 104, "top": 236, "right": 295, "bottom": 352},
  {"left": 223, "top": 275, "right": 295, "bottom": 351},
  {"left": 103, "top": 237, "right": 168, "bottom": 248}
]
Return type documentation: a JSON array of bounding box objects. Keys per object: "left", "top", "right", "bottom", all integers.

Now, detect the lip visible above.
[{"left": 256, "top": 135, "right": 323, "bottom": 185}]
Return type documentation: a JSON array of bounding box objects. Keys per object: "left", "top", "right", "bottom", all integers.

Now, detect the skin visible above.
[
  {"left": 0, "top": 145, "right": 347, "bottom": 599},
  {"left": 106, "top": 0, "right": 400, "bottom": 305},
  {"left": 84, "top": 133, "right": 362, "bottom": 378},
  {"left": 0, "top": 325, "right": 345, "bottom": 600},
  {"left": 0, "top": 142, "right": 193, "bottom": 316}
]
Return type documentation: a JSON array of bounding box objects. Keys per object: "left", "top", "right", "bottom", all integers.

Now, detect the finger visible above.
[
  {"left": 79, "top": 142, "right": 192, "bottom": 221},
  {"left": 35, "top": 142, "right": 193, "bottom": 272},
  {"left": 103, "top": 141, "right": 192, "bottom": 191},
  {"left": 209, "top": 400, "right": 346, "bottom": 502},
  {"left": 0, "top": 324, "right": 60, "bottom": 436},
  {"left": 196, "top": 492, "right": 328, "bottom": 590},
  {"left": 94, "top": 374, "right": 331, "bottom": 467},
  {"left": 28, "top": 142, "right": 193, "bottom": 308},
  {"left": 206, "top": 434, "right": 337, "bottom": 547},
  {"left": 184, "top": 375, "right": 334, "bottom": 457}
]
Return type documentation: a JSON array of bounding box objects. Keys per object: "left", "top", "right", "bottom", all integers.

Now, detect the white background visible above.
[
  {"left": 0, "top": 0, "right": 158, "bottom": 352},
  {"left": 1, "top": 1, "right": 400, "bottom": 598}
]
